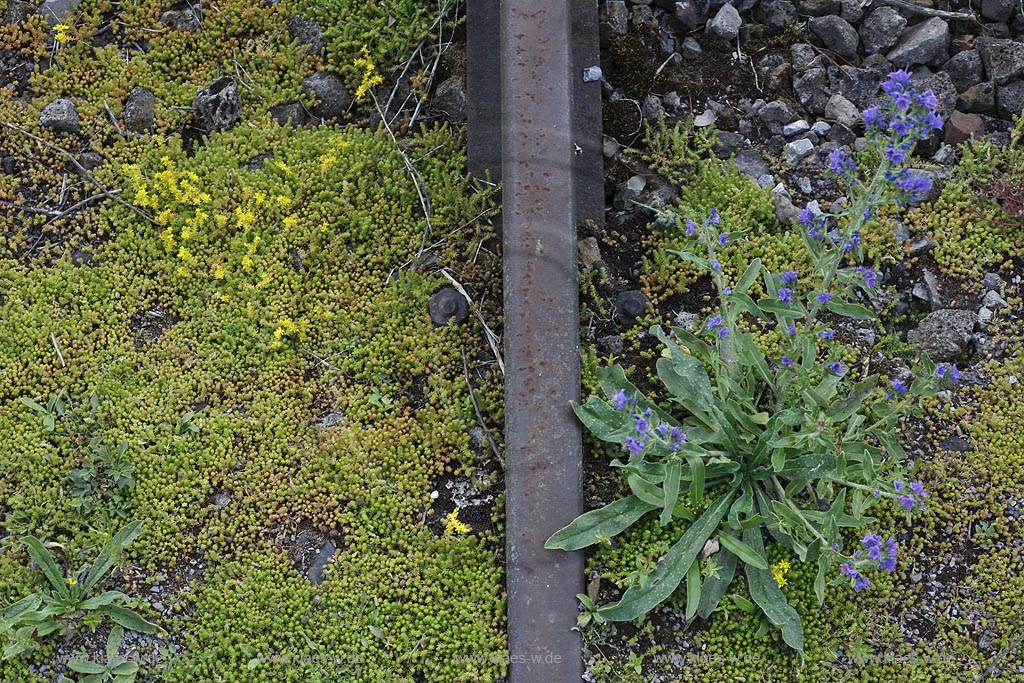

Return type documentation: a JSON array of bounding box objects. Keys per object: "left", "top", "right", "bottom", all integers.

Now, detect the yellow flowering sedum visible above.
[
  {"left": 354, "top": 46, "right": 384, "bottom": 100},
  {"left": 53, "top": 23, "right": 72, "bottom": 44},
  {"left": 444, "top": 509, "right": 470, "bottom": 539},
  {"left": 771, "top": 560, "right": 791, "bottom": 588}
]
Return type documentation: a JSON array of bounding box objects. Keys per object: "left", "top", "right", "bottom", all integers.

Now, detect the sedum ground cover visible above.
[{"left": 1, "top": 0, "right": 507, "bottom": 680}]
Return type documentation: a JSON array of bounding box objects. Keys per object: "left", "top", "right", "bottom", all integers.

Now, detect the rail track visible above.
[{"left": 467, "top": 0, "right": 603, "bottom": 679}]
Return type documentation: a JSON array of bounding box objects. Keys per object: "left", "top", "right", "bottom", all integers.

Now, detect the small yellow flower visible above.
[
  {"left": 254, "top": 192, "right": 266, "bottom": 205},
  {"left": 219, "top": 293, "right": 231, "bottom": 302},
  {"left": 283, "top": 216, "right": 298, "bottom": 229},
  {"left": 275, "top": 195, "right": 291, "bottom": 207},
  {"left": 444, "top": 508, "right": 471, "bottom": 538},
  {"left": 354, "top": 45, "right": 384, "bottom": 100},
  {"left": 241, "top": 255, "right": 253, "bottom": 271},
  {"left": 212, "top": 263, "right": 225, "bottom": 279},
  {"left": 175, "top": 265, "right": 191, "bottom": 278},
  {"left": 771, "top": 560, "right": 791, "bottom": 588},
  {"left": 53, "top": 23, "right": 72, "bottom": 44},
  {"left": 274, "top": 161, "right": 292, "bottom": 175},
  {"left": 235, "top": 207, "right": 255, "bottom": 229},
  {"left": 319, "top": 154, "right": 336, "bottom": 172},
  {"left": 214, "top": 214, "right": 229, "bottom": 229},
  {"left": 177, "top": 246, "right": 192, "bottom": 261},
  {"left": 159, "top": 227, "right": 176, "bottom": 253},
  {"left": 67, "top": 576, "right": 77, "bottom": 586}
]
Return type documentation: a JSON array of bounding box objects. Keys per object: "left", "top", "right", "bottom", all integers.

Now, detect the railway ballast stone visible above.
[
  {"left": 975, "top": 37, "right": 1024, "bottom": 85},
  {"left": 123, "top": 86, "right": 156, "bottom": 133},
  {"left": 288, "top": 15, "right": 324, "bottom": 55},
  {"left": 674, "top": 0, "right": 709, "bottom": 30},
  {"left": 907, "top": 309, "right": 976, "bottom": 362},
  {"left": 886, "top": 17, "right": 950, "bottom": 68},
  {"left": 957, "top": 82, "right": 995, "bottom": 113},
  {"left": 160, "top": 6, "right": 202, "bottom": 32},
  {"left": 600, "top": 0, "right": 629, "bottom": 44},
  {"left": 824, "top": 94, "right": 859, "bottom": 128},
  {"left": 301, "top": 71, "right": 352, "bottom": 119},
  {"left": 793, "top": 67, "right": 830, "bottom": 114},
  {"left": 433, "top": 77, "right": 467, "bottom": 124},
  {"left": 39, "top": 98, "right": 80, "bottom": 134},
  {"left": 943, "top": 49, "right": 984, "bottom": 93},
  {"left": 706, "top": 3, "right": 741, "bottom": 42},
  {"left": 3, "top": 0, "right": 35, "bottom": 23},
  {"left": 859, "top": 7, "right": 906, "bottom": 55},
  {"left": 195, "top": 77, "right": 242, "bottom": 131},
  {"left": 808, "top": 15, "right": 859, "bottom": 58},
  {"left": 996, "top": 79, "right": 1024, "bottom": 120}
]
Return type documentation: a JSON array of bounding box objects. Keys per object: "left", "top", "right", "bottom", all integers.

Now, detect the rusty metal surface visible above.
[{"left": 501, "top": 0, "right": 593, "bottom": 679}]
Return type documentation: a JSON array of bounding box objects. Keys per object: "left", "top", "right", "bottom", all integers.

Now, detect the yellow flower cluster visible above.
[
  {"left": 353, "top": 46, "right": 384, "bottom": 100},
  {"left": 125, "top": 159, "right": 212, "bottom": 279},
  {"left": 241, "top": 234, "right": 261, "bottom": 271},
  {"left": 269, "top": 317, "right": 309, "bottom": 349},
  {"left": 771, "top": 559, "right": 791, "bottom": 588},
  {"left": 444, "top": 508, "right": 470, "bottom": 539},
  {"left": 235, "top": 207, "right": 255, "bottom": 230},
  {"left": 53, "top": 23, "right": 72, "bottom": 45}
]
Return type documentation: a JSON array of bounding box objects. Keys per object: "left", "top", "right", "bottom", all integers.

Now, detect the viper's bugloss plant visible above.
[{"left": 547, "top": 71, "right": 953, "bottom": 656}]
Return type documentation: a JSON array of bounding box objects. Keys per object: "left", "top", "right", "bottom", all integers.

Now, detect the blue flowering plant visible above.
[{"left": 547, "top": 71, "right": 956, "bottom": 655}]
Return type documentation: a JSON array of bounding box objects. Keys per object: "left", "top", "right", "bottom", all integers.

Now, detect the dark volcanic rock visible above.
[
  {"left": 808, "top": 15, "right": 859, "bottom": 58},
  {"left": 887, "top": 17, "right": 950, "bottom": 68},
  {"left": 907, "top": 309, "right": 976, "bottom": 361},
  {"left": 287, "top": 15, "right": 324, "bottom": 55},
  {"left": 195, "top": 76, "right": 242, "bottom": 131},
  {"left": 957, "top": 81, "right": 996, "bottom": 113},
  {"left": 975, "top": 37, "right": 1024, "bottom": 85},
  {"left": 39, "top": 98, "right": 80, "bottom": 134},
  {"left": 860, "top": 7, "right": 906, "bottom": 55},
  {"left": 301, "top": 71, "right": 352, "bottom": 119},
  {"left": 996, "top": 79, "right": 1024, "bottom": 120},
  {"left": 942, "top": 49, "right": 983, "bottom": 93},
  {"left": 122, "top": 86, "right": 156, "bottom": 133},
  {"left": 793, "top": 67, "right": 830, "bottom": 115}
]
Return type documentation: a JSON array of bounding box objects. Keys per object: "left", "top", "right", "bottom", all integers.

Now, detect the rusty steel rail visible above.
[{"left": 467, "top": 0, "right": 602, "bottom": 679}]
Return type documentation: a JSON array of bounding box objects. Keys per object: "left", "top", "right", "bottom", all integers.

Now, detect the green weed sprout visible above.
[
  {"left": 1, "top": 521, "right": 163, "bottom": 660},
  {"left": 67, "top": 625, "right": 139, "bottom": 683},
  {"left": 547, "top": 70, "right": 955, "bottom": 655}
]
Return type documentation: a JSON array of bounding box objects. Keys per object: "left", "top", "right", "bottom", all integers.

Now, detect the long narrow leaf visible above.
[
  {"left": 98, "top": 605, "right": 161, "bottom": 635},
  {"left": 545, "top": 495, "right": 657, "bottom": 551},
  {"left": 598, "top": 490, "right": 735, "bottom": 622},
  {"left": 825, "top": 299, "right": 874, "bottom": 320},
  {"left": 21, "top": 537, "right": 67, "bottom": 596},
  {"left": 83, "top": 521, "right": 143, "bottom": 593},
  {"left": 717, "top": 532, "right": 769, "bottom": 570},
  {"left": 686, "top": 453, "right": 705, "bottom": 508},
  {"left": 685, "top": 560, "right": 702, "bottom": 620},
  {"left": 660, "top": 463, "right": 681, "bottom": 527},
  {"left": 734, "top": 258, "right": 762, "bottom": 295},
  {"left": 1, "top": 594, "right": 42, "bottom": 620},
  {"left": 743, "top": 526, "right": 805, "bottom": 656},
  {"left": 79, "top": 590, "right": 125, "bottom": 611},
  {"left": 696, "top": 548, "right": 737, "bottom": 619}
]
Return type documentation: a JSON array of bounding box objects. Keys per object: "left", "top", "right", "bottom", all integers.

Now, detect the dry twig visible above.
[
  {"left": 881, "top": 0, "right": 976, "bottom": 20},
  {"left": 461, "top": 347, "right": 505, "bottom": 470},
  {"left": 0, "top": 120, "right": 156, "bottom": 225}
]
